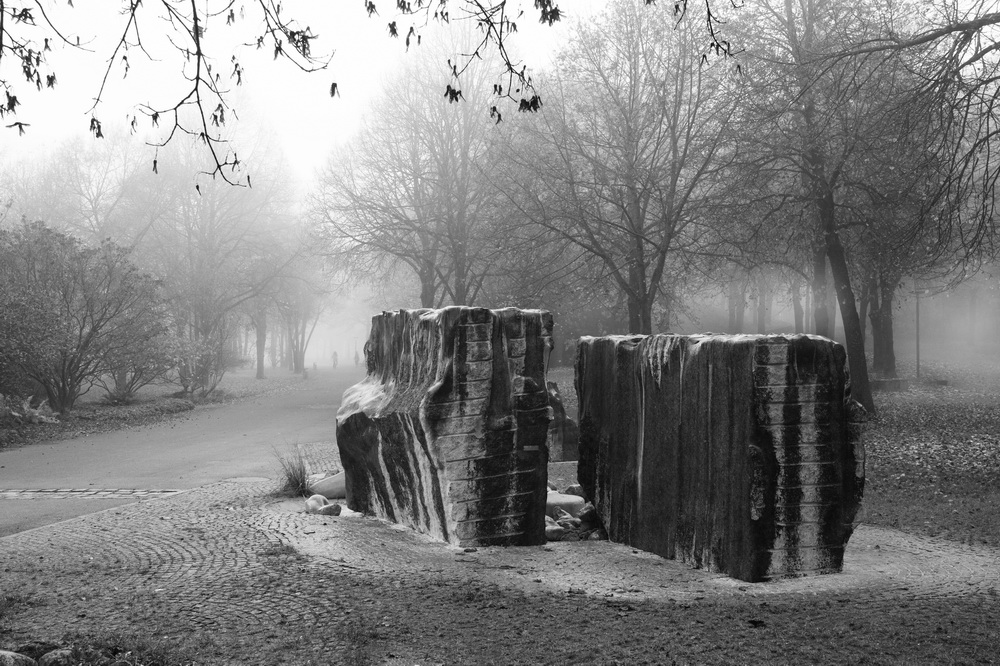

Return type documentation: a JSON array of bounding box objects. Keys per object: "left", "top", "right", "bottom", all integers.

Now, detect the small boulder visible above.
[
  {"left": 0, "top": 650, "right": 36, "bottom": 666},
  {"left": 308, "top": 471, "right": 346, "bottom": 499},
  {"left": 545, "top": 523, "right": 566, "bottom": 541},
  {"left": 13, "top": 643, "right": 59, "bottom": 661},
  {"left": 38, "top": 649, "right": 75, "bottom": 666},
  {"left": 304, "top": 494, "right": 331, "bottom": 514},
  {"left": 553, "top": 508, "right": 574, "bottom": 522},
  {"left": 588, "top": 528, "right": 608, "bottom": 541},
  {"left": 563, "top": 484, "right": 585, "bottom": 498},
  {"left": 546, "top": 492, "right": 585, "bottom": 519},
  {"left": 577, "top": 502, "right": 599, "bottom": 526},
  {"left": 316, "top": 503, "right": 342, "bottom": 517}
]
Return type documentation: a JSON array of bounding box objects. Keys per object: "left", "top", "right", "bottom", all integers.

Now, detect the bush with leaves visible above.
[{"left": 0, "top": 222, "right": 167, "bottom": 412}]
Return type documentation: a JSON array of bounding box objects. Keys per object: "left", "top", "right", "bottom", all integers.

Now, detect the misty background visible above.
[{"left": 2, "top": 0, "right": 999, "bottom": 413}]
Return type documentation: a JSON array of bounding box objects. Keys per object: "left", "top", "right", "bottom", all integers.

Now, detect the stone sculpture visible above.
[
  {"left": 576, "top": 334, "right": 866, "bottom": 582},
  {"left": 336, "top": 307, "right": 553, "bottom": 547},
  {"left": 546, "top": 381, "right": 580, "bottom": 462}
]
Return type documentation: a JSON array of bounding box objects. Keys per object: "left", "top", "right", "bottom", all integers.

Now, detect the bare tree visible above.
[
  {"left": 313, "top": 28, "right": 506, "bottom": 307},
  {"left": 130, "top": 141, "right": 296, "bottom": 395},
  {"left": 501, "top": 0, "right": 733, "bottom": 334}
]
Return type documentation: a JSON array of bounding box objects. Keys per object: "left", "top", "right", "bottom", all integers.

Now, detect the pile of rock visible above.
[
  {"left": 544, "top": 484, "right": 607, "bottom": 542},
  {"left": 303, "top": 470, "right": 357, "bottom": 517},
  {"left": 306, "top": 470, "right": 345, "bottom": 499},
  {"left": 1, "top": 642, "right": 81, "bottom": 665}
]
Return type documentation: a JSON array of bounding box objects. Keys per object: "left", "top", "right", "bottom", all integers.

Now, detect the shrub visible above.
[{"left": 0, "top": 223, "right": 167, "bottom": 413}]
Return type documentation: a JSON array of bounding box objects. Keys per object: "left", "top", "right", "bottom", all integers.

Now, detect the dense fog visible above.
[{"left": 3, "top": 0, "right": 1000, "bottom": 411}]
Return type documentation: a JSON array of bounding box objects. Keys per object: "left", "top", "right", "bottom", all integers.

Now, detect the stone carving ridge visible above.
[
  {"left": 576, "top": 334, "right": 865, "bottom": 582},
  {"left": 336, "top": 307, "right": 553, "bottom": 547}
]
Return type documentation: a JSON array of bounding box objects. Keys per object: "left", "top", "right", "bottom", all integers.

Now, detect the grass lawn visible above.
[{"left": 864, "top": 355, "right": 1000, "bottom": 547}]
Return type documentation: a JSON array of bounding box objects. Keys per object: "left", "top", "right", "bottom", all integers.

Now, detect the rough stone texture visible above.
[
  {"left": 11, "top": 644, "right": 57, "bottom": 662},
  {"left": 336, "top": 307, "right": 553, "bottom": 547},
  {"left": 546, "top": 382, "right": 580, "bottom": 462},
  {"left": 576, "top": 334, "right": 865, "bottom": 582},
  {"left": 308, "top": 471, "right": 346, "bottom": 499},
  {"left": 0, "top": 650, "right": 36, "bottom": 666},
  {"left": 36, "top": 648, "right": 73, "bottom": 666}
]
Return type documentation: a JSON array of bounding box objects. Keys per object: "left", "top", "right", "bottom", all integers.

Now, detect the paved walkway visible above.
[
  {"left": 3, "top": 368, "right": 998, "bottom": 662},
  {"left": 2, "top": 477, "right": 999, "bottom": 663},
  {"left": 3, "top": 478, "right": 998, "bottom": 607},
  {"left": 0, "top": 367, "right": 362, "bottom": 536}
]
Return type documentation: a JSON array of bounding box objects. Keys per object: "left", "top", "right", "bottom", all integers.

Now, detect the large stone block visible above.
[
  {"left": 576, "top": 334, "right": 865, "bottom": 582},
  {"left": 336, "top": 307, "right": 553, "bottom": 547},
  {"left": 546, "top": 381, "right": 580, "bottom": 462}
]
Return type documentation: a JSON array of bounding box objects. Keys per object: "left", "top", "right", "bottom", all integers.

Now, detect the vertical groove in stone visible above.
[
  {"left": 337, "top": 307, "right": 551, "bottom": 548},
  {"left": 577, "top": 333, "right": 864, "bottom": 583}
]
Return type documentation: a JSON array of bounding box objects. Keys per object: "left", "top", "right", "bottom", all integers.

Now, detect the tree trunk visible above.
[
  {"left": 804, "top": 286, "right": 812, "bottom": 334},
  {"left": 640, "top": 298, "right": 653, "bottom": 335},
  {"left": 627, "top": 299, "right": 641, "bottom": 334},
  {"left": 268, "top": 331, "right": 278, "bottom": 369},
  {"left": 871, "top": 276, "right": 898, "bottom": 377},
  {"left": 453, "top": 239, "right": 469, "bottom": 306},
  {"left": 858, "top": 273, "right": 873, "bottom": 348},
  {"left": 254, "top": 311, "right": 267, "bottom": 380},
  {"left": 827, "top": 266, "right": 838, "bottom": 341},
  {"left": 791, "top": 281, "right": 804, "bottom": 334},
  {"left": 727, "top": 268, "right": 743, "bottom": 333},
  {"left": 868, "top": 279, "right": 884, "bottom": 374},
  {"left": 419, "top": 261, "right": 436, "bottom": 308},
  {"left": 756, "top": 273, "right": 768, "bottom": 334},
  {"left": 812, "top": 245, "right": 830, "bottom": 338},
  {"left": 822, "top": 196, "right": 875, "bottom": 414}
]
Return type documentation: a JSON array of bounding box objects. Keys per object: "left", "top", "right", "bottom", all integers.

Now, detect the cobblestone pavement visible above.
[
  {"left": 2, "top": 480, "right": 999, "bottom": 664},
  {"left": 0, "top": 489, "right": 182, "bottom": 500},
  {"left": 295, "top": 440, "right": 342, "bottom": 475}
]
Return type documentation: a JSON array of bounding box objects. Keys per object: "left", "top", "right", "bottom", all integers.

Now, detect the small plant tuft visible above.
[{"left": 275, "top": 446, "right": 310, "bottom": 497}]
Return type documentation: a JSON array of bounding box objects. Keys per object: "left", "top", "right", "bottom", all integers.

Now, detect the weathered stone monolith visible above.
[
  {"left": 336, "top": 307, "right": 553, "bottom": 547},
  {"left": 546, "top": 381, "right": 580, "bottom": 462},
  {"left": 576, "top": 334, "right": 865, "bottom": 582}
]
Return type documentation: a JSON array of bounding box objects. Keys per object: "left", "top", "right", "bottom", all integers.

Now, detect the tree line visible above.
[
  {"left": 4, "top": 0, "right": 1000, "bottom": 416},
  {"left": 313, "top": 0, "right": 1000, "bottom": 414},
  {"left": 0, "top": 139, "right": 330, "bottom": 414}
]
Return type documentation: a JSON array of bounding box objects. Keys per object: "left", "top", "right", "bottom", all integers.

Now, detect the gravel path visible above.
[{"left": 2, "top": 479, "right": 998, "bottom": 664}]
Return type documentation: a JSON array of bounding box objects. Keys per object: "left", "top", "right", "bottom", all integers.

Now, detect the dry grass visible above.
[{"left": 273, "top": 446, "right": 311, "bottom": 497}]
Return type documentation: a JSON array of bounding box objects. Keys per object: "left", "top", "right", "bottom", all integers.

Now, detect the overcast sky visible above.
[{"left": 0, "top": 1, "right": 599, "bottom": 189}]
